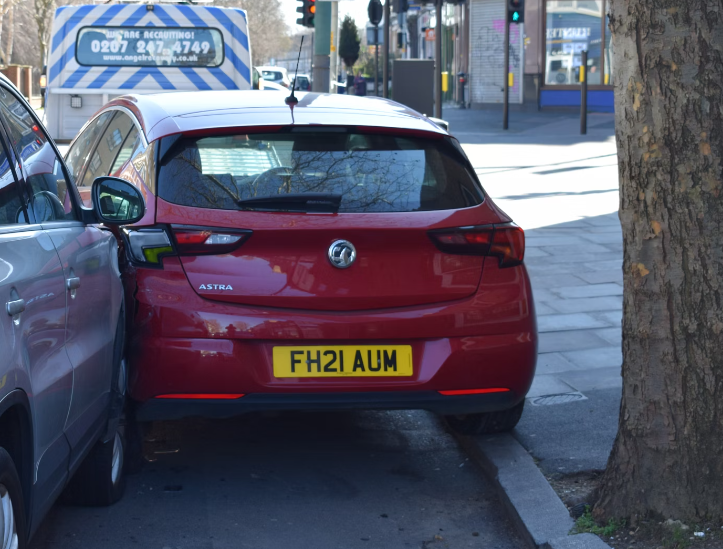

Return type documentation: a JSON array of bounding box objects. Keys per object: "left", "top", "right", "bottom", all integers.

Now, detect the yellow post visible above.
[
  {"left": 579, "top": 66, "right": 586, "bottom": 83},
  {"left": 442, "top": 71, "right": 449, "bottom": 93},
  {"left": 508, "top": 72, "right": 514, "bottom": 87}
]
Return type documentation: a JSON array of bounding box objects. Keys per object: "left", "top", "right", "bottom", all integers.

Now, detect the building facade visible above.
[{"left": 392, "top": 0, "right": 614, "bottom": 112}]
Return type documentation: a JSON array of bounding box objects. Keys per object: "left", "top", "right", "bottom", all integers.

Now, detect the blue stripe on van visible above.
[
  {"left": 151, "top": 5, "right": 180, "bottom": 27},
  {"left": 119, "top": 67, "right": 176, "bottom": 90},
  {"left": 180, "top": 68, "right": 212, "bottom": 90},
  {"left": 120, "top": 5, "right": 148, "bottom": 27},
  {"left": 89, "top": 4, "right": 125, "bottom": 27},
  {"left": 63, "top": 66, "right": 91, "bottom": 88},
  {"left": 175, "top": 5, "right": 206, "bottom": 27},
  {"left": 223, "top": 45, "right": 250, "bottom": 84},
  {"left": 208, "top": 68, "right": 238, "bottom": 90},
  {"left": 51, "top": 4, "right": 95, "bottom": 54},
  {"left": 49, "top": 43, "right": 76, "bottom": 83},
  {"left": 88, "top": 67, "right": 122, "bottom": 88},
  {"left": 206, "top": 7, "right": 250, "bottom": 51}
]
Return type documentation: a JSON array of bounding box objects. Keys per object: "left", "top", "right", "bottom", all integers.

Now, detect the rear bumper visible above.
[{"left": 135, "top": 390, "right": 521, "bottom": 422}]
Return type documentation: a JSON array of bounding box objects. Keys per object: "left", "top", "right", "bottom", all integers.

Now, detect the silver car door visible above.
[
  {"left": 0, "top": 87, "right": 124, "bottom": 469},
  {"left": 0, "top": 107, "right": 73, "bottom": 521}
]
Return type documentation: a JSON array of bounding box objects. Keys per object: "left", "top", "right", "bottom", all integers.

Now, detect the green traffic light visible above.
[{"left": 512, "top": 11, "right": 520, "bottom": 21}]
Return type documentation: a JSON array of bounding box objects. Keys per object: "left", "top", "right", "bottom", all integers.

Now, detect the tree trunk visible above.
[
  {"left": 6, "top": 4, "right": 14, "bottom": 64},
  {"left": 595, "top": 0, "right": 723, "bottom": 522}
]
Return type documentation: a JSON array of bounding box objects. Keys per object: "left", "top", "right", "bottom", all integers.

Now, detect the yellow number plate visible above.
[{"left": 273, "top": 345, "right": 413, "bottom": 378}]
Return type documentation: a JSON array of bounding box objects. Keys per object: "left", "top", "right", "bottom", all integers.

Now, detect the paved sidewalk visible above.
[{"left": 452, "top": 108, "right": 622, "bottom": 477}]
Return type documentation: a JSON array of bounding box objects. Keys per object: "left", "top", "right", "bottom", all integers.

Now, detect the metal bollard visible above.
[{"left": 580, "top": 50, "right": 587, "bottom": 135}]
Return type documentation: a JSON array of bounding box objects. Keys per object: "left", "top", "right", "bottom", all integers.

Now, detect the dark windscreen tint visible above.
[{"left": 157, "top": 131, "right": 484, "bottom": 213}]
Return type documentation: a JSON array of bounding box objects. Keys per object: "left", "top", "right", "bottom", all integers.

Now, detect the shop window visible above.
[
  {"left": 545, "top": 0, "right": 605, "bottom": 86},
  {"left": 604, "top": 14, "right": 614, "bottom": 85}
]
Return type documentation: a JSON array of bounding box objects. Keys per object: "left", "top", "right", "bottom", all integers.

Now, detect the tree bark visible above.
[
  {"left": 6, "top": 4, "right": 15, "bottom": 64},
  {"left": 595, "top": 0, "right": 723, "bottom": 521}
]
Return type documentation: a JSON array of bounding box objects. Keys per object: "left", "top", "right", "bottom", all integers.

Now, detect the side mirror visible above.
[{"left": 91, "top": 176, "right": 145, "bottom": 225}]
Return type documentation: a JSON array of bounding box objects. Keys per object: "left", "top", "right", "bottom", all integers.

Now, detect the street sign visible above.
[
  {"left": 368, "top": 0, "right": 383, "bottom": 26},
  {"left": 424, "top": 28, "right": 435, "bottom": 41}
]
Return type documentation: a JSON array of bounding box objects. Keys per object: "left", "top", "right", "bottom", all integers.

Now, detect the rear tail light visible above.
[
  {"left": 171, "top": 226, "right": 251, "bottom": 255},
  {"left": 428, "top": 223, "right": 525, "bottom": 267},
  {"left": 122, "top": 225, "right": 252, "bottom": 266}
]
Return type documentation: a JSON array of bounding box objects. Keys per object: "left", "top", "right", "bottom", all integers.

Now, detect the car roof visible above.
[
  {"left": 102, "top": 91, "right": 447, "bottom": 142},
  {"left": 257, "top": 66, "right": 287, "bottom": 73}
]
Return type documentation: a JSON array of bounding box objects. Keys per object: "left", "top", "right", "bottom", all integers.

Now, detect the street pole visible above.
[
  {"left": 503, "top": 5, "right": 509, "bottom": 130},
  {"left": 330, "top": 0, "right": 339, "bottom": 92},
  {"left": 313, "top": 1, "right": 332, "bottom": 93},
  {"left": 374, "top": 25, "right": 379, "bottom": 96},
  {"left": 580, "top": 50, "right": 588, "bottom": 134},
  {"left": 434, "top": 0, "right": 442, "bottom": 118},
  {"left": 382, "top": 0, "right": 390, "bottom": 98}
]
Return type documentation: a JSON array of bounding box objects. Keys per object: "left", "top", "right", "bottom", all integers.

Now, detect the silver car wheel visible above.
[
  {"left": 111, "top": 432, "right": 123, "bottom": 486},
  {"left": 0, "top": 484, "right": 18, "bottom": 549}
]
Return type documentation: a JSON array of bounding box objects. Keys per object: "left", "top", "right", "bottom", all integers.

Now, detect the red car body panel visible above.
[
  {"left": 80, "top": 91, "right": 538, "bottom": 419},
  {"left": 128, "top": 258, "right": 536, "bottom": 402}
]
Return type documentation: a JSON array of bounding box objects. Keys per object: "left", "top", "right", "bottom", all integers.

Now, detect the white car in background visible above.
[{"left": 257, "top": 66, "right": 291, "bottom": 88}]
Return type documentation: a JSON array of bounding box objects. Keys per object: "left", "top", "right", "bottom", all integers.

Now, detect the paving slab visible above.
[
  {"left": 528, "top": 375, "right": 577, "bottom": 398},
  {"left": 582, "top": 259, "right": 623, "bottom": 271},
  {"left": 593, "top": 327, "right": 622, "bottom": 346},
  {"left": 551, "top": 284, "right": 623, "bottom": 299},
  {"left": 537, "top": 313, "right": 612, "bottom": 333},
  {"left": 579, "top": 233, "right": 623, "bottom": 245},
  {"left": 529, "top": 274, "right": 589, "bottom": 289},
  {"left": 592, "top": 310, "right": 622, "bottom": 325},
  {"left": 538, "top": 330, "right": 613, "bottom": 354},
  {"left": 547, "top": 296, "right": 622, "bottom": 314},
  {"left": 573, "top": 270, "right": 623, "bottom": 284},
  {"left": 535, "top": 353, "right": 579, "bottom": 376},
  {"left": 534, "top": 302, "right": 558, "bottom": 315},
  {"left": 558, "top": 367, "right": 622, "bottom": 392},
  {"left": 560, "top": 347, "right": 622, "bottom": 370}
]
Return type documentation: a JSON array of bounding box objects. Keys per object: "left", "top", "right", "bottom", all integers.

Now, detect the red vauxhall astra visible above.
[{"left": 66, "top": 91, "right": 537, "bottom": 435}]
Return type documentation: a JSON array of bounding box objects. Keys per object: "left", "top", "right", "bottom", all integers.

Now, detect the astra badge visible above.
[
  {"left": 199, "top": 284, "right": 233, "bottom": 290},
  {"left": 328, "top": 240, "right": 357, "bottom": 269}
]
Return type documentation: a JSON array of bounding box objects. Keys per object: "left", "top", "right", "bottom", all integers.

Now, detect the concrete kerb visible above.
[{"left": 456, "top": 433, "right": 612, "bottom": 549}]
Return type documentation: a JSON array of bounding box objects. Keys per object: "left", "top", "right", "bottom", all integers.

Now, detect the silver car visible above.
[{"left": 0, "top": 75, "right": 145, "bottom": 548}]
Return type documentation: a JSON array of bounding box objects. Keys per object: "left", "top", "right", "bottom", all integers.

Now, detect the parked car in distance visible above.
[
  {"left": 260, "top": 80, "right": 287, "bottom": 92},
  {"left": 257, "top": 66, "right": 291, "bottom": 88},
  {"left": 64, "top": 91, "right": 536, "bottom": 440},
  {"left": 0, "top": 74, "right": 146, "bottom": 548},
  {"left": 291, "top": 73, "right": 311, "bottom": 91}
]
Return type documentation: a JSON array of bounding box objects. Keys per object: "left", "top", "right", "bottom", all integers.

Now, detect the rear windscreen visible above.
[
  {"left": 157, "top": 131, "right": 484, "bottom": 213},
  {"left": 75, "top": 26, "right": 224, "bottom": 68}
]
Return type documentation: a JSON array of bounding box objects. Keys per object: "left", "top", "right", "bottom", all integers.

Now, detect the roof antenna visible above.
[{"left": 285, "top": 35, "right": 304, "bottom": 106}]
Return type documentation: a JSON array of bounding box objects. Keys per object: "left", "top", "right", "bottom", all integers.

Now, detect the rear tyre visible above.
[
  {"left": 63, "top": 427, "right": 126, "bottom": 506},
  {"left": 444, "top": 401, "right": 525, "bottom": 435},
  {"left": 63, "top": 310, "right": 127, "bottom": 506},
  {"left": 0, "top": 447, "right": 27, "bottom": 549}
]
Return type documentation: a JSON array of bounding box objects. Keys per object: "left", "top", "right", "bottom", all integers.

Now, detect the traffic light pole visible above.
[
  {"left": 503, "top": 6, "right": 509, "bottom": 130},
  {"left": 382, "top": 0, "right": 390, "bottom": 98},
  {"left": 313, "top": 1, "right": 331, "bottom": 93},
  {"left": 374, "top": 25, "right": 379, "bottom": 96},
  {"left": 434, "top": 0, "right": 442, "bottom": 118}
]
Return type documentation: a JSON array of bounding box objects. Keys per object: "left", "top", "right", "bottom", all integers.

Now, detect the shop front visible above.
[{"left": 540, "top": 0, "right": 613, "bottom": 111}]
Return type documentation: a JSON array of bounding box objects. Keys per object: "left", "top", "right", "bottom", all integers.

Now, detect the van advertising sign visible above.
[{"left": 76, "top": 26, "right": 224, "bottom": 68}]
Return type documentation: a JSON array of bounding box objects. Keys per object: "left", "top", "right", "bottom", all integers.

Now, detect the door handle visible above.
[
  {"left": 66, "top": 277, "right": 81, "bottom": 291},
  {"left": 6, "top": 299, "right": 25, "bottom": 316}
]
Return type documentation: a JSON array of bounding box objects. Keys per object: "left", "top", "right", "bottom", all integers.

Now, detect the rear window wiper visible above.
[{"left": 236, "top": 193, "right": 342, "bottom": 213}]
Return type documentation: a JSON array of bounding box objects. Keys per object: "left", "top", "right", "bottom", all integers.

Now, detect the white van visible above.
[{"left": 44, "top": 2, "right": 252, "bottom": 141}]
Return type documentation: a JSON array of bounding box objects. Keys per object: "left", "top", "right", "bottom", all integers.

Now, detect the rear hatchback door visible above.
[{"left": 155, "top": 128, "right": 502, "bottom": 311}]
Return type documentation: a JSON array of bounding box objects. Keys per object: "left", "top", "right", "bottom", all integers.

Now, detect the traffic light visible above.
[
  {"left": 508, "top": 0, "right": 524, "bottom": 23},
  {"left": 296, "top": 0, "right": 316, "bottom": 28}
]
